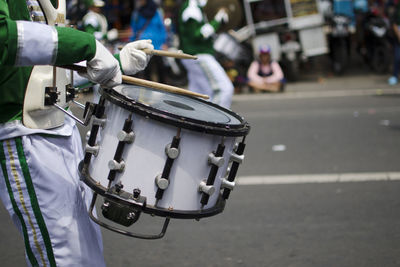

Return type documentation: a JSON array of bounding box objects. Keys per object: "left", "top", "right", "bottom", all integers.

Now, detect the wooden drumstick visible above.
[
  {"left": 117, "top": 45, "right": 197, "bottom": 60},
  {"left": 60, "top": 64, "right": 209, "bottom": 100},
  {"left": 121, "top": 75, "right": 209, "bottom": 99},
  {"left": 142, "top": 48, "right": 197, "bottom": 60}
]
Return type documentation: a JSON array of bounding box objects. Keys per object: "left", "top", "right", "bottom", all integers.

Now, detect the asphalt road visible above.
[
  {"left": 233, "top": 92, "right": 400, "bottom": 176},
  {"left": 1, "top": 86, "right": 400, "bottom": 266}
]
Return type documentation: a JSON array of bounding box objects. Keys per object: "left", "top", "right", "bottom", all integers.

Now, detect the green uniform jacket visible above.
[
  {"left": 178, "top": 0, "right": 221, "bottom": 55},
  {"left": 0, "top": 0, "right": 96, "bottom": 123}
]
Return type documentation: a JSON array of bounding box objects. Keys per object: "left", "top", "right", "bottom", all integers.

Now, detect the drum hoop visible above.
[
  {"left": 102, "top": 88, "right": 250, "bottom": 137},
  {"left": 79, "top": 162, "right": 226, "bottom": 219}
]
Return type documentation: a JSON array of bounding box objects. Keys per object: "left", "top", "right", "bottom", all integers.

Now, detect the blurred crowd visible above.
[
  {"left": 321, "top": 0, "right": 400, "bottom": 84},
  {"left": 66, "top": 0, "right": 400, "bottom": 94}
]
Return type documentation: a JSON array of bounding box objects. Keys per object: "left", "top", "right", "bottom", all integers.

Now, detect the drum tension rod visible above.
[
  {"left": 53, "top": 101, "right": 97, "bottom": 127},
  {"left": 200, "top": 139, "right": 226, "bottom": 208},
  {"left": 107, "top": 114, "right": 134, "bottom": 188},
  {"left": 222, "top": 136, "right": 247, "bottom": 200},
  {"left": 155, "top": 129, "right": 181, "bottom": 204}
]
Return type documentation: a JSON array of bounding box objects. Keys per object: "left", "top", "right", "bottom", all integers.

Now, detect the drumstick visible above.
[
  {"left": 142, "top": 48, "right": 197, "bottom": 60},
  {"left": 121, "top": 75, "right": 209, "bottom": 99},
  {"left": 117, "top": 45, "right": 197, "bottom": 60},
  {"left": 60, "top": 64, "right": 209, "bottom": 100}
]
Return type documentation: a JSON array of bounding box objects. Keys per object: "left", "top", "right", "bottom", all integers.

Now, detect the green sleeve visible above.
[
  {"left": 0, "top": 0, "right": 96, "bottom": 66},
  {"left": 209, "top": 19, "right": 221, "bottom": 32},
  {"left": 0, "top": 23, "right": 96, "bottom": 66},
  {"left": 0, "top": 0, "right": 18, "bottom": 66},
  {"left": 55, "top": 27, "right": 96, "bottom": 65}
]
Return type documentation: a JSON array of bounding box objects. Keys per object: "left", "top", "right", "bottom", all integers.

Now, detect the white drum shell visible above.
[
  {"left": 214, "top": 33, "right": 247, "bottom": 61},
  {"left": 89, "top": 101, "right": 237, "bottom": 212}
]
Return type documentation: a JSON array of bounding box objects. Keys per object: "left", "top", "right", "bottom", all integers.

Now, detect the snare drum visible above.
[{"left": 79, "top": 84, "right": 249, "bottom": 236}]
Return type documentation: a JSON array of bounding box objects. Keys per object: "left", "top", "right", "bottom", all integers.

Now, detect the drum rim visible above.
[
  {"left": 79, "top": 162, "right": 226, "bottom": 219},
  {"left": 101, "top": 87, "right": 250, "bottom": 137}
]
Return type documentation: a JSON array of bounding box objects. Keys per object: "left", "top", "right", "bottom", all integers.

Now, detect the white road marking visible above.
[
  {"left": 272, "top": 144, "right": 286, "bottom": 152},
  {"left": 236, "top": 172, "right": 400, "bottom": 185}
]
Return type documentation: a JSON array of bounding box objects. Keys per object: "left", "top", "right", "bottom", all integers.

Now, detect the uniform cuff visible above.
[{"left": 15, "top": 21, "right": 58, "bottom": 66}]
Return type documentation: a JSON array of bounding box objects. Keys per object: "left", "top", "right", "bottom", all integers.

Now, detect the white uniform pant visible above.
[
  {"left": 0, "top": 126, "right": 105, "bottom": 267},
  {"left": 182, "top": 54, "right": 234, "bottom": 109}
]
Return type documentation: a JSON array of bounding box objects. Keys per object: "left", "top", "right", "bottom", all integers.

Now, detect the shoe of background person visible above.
[{"left": 388, "top": 76, "right": 398, "bottom": 85}]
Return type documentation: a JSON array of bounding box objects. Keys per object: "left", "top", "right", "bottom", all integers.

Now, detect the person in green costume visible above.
[
  {"left": 178, "top": 0, "right": 234, "bottom": 108},
  {"left": 0, "top": 0, "right": 153, "bottom": 265},
  {"left": 82, "top": 0, "right": 118, "bottom": 43}
]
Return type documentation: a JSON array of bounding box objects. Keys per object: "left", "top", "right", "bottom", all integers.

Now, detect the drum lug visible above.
[
  {"left": 223, "top": 139, "right": 246, "bottom": 200},
  {"left": 199, "top": 180, "right": 216, "bottom": 196},
  {"left": 233, "top": 142, "right": 239, "bottom": 151},
  {"left": 107, "top": 115, "right": 134, "bottom": 183},
  {"left": 208, "top": 153, "right": 225, "bottom": 167},
  {"left": 230, "top": 152, "right": 244, "bottom": 164},
  {"left": 108, "top": 159, "right": 125, "bottom": 172},
  {"left": 85, "top": 130, "right": 91, "bottom": 142},
  {"left": 117, "top": 130, "right": 135, "bottom": 143},
  {"left": 221, "top": 178, "right": 235, "bottom": 191},
  {"left": 155, "top": 174, "right": 169, "bottom": 190},
  {"left": 83, "top": 97, "right": 106, "bottom": 165},
  {"left": 201, "top": 143, "right": 225, "bottom": 207},
  {"left": 165, "top": 143, "right": 180, "bottom": 159},
  {"left": 155, "top": 133, "right": 181, "bottom": 201},
  {"left": 85, "top": 144, "right": 100, "bottom": 157},
  {"left": 92, "top": 117, "right": 107, "bottom": 128}
]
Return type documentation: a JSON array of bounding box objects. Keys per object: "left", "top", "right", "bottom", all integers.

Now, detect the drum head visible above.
[{"left": 102, "top": 84, "right": 249, "bottom": 136}]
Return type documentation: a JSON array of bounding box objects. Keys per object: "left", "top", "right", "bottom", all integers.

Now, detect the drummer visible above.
[
  {"left": 178, "top": 0, "right": 234, "bottom": 109},
  {"left": 0, "top": 1, "right": 153, "bottom": 266}
]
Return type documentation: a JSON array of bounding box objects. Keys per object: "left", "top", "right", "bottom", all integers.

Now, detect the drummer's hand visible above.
[
  {"left": 81, "top": 40, "right": 122, "bottom": 87},
  {"left": 120, "top": 39, "right": 154, "bottom": 75}
]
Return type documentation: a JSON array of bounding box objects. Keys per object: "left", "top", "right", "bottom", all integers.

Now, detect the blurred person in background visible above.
[
  {"left": 178, "top": 0, "right": 234, "bottom": 108},
  {"left": 354, "top": 0, "right": 369, "bottom": 55},
  {"left": 83, "top": 0, "right": 112, "bottom": 43},
  {"left": 79, "top": 0, "right": 118, "bottom": 96},
  {"left": 130, "top": 0, "right": 167, "bottom": 83},
  {"left": 247, "top": 45, "right": 285, "bottom": 93}
]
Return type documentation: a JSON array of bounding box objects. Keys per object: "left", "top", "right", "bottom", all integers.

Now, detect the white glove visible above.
[
  {"left": 93, "top": 31, "right": 104, "bottom": 41},
  {"left": 200, "top": 23, "right": 215, "bottom": 39},
  {"left": 107, "top": 28, "right": 119, "bottom": 41},
  {"left": 80, "top": 40, "right": 122, "bottom": 87},
  {"left": 120, "top": 39, "right": 154, "bottom": 75},
  {"left": 214, "top": 8, "right": 229, "bottom": 24}
]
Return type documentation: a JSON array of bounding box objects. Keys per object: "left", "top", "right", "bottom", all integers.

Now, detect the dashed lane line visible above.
[{"left": 237, "top": 172, "right": 400, "bottom": 185}]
